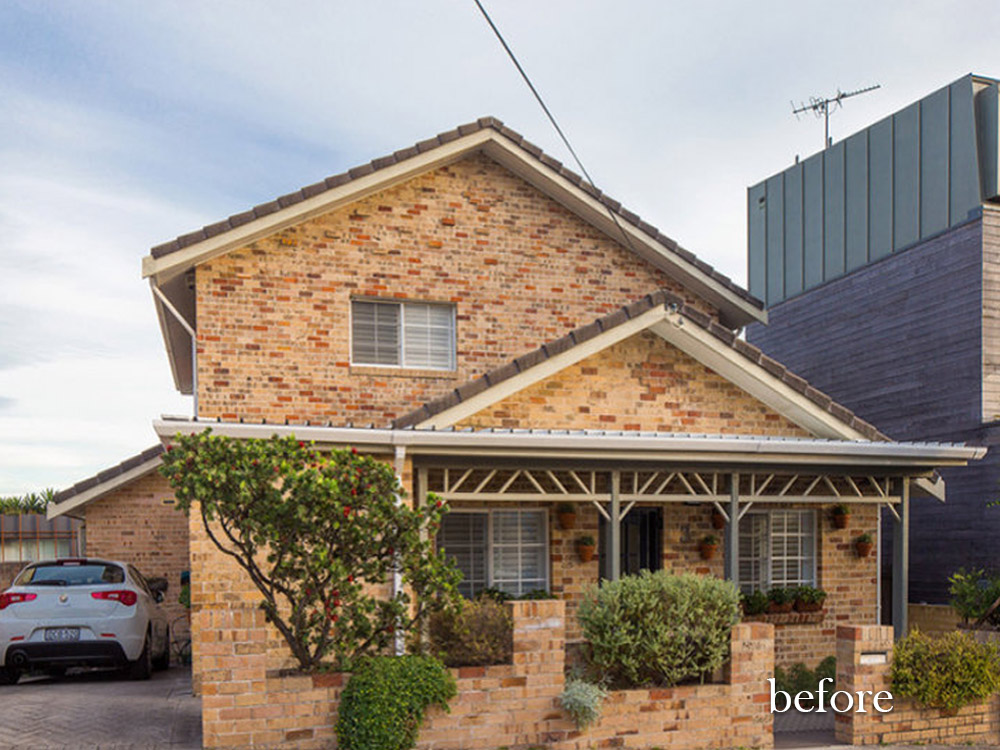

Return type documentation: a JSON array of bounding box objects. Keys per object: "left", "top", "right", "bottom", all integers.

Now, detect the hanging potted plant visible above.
[
  {"left": 576, "top": 535, "right": 596, "bottom": 563},
  {"left": 698, "top": 534, "right": 719, "bottom": 560},
  {"left": 556, "top": 502, "right": 577, "bottom": 530},
  {"left": 711, "top": 507, "right": 727, "bottom": 530},
  {"left": 831, "top": 503, "right": 851, "bottom": 529},
  {"left": 855, "top": 532, "right": 874, "bottom": 557}
]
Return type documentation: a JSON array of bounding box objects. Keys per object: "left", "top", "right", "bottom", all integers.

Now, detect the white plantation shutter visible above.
[
  {"left": 437, "top": 513, "right": 488, "bottom": 598},
  {"left": 402, "top": 303, "right": 455, "bottom": 369},
  {"left": 491, "top": 510, "right": 547, "bottom": 596},
  {"left": 738, "top": 514, "right": 768, "bottom": 594},
  {"left": 352, "top": 301, "right": 400, "bottom": 365}
]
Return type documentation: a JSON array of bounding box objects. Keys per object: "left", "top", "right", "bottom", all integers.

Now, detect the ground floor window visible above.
[
  {"left": 599, "top": 506, "right": 663, "bottom": 579},
  {"left": 437, "top": 509, "right": 548, "bottom": 598},
  {"left": 738, "top": 509, "right": 816, "bottom": 593}
]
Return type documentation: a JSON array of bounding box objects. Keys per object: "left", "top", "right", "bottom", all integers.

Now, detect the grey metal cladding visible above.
[
  {"left": 766, "top": 174, "right": 784, "bottom": 304},
  {"left": 869, "top": 116, "right": 894, "bottom": 261},
  {"left": 746, "top": 74, "right": 1000, "bottom": 307},
  {"left": 803, "top": 152, "right": 824, "bottom": 289},
  {"left": 845, "top": 131, "right": 869, "bottom": 272},
  {"left": 784, "top": 164, "right": 804, "bottom": 298},
  {"left": 893, "top": 101, "right": 921, "bottom": 251},
  {"left": 920, "top": 86, "right": 950, "bottom": 237},
  {"left": 951, "top": 79, "right": 981, "bottom": 220},
  {"left": 974, "top": 83, "right": 999, "bottom": 201},
  {"left": 823, "top": 142, "right": 846, "bottom": 280},
  {"left": 748, "top": 184, "right": 767, "bottom": 301}
]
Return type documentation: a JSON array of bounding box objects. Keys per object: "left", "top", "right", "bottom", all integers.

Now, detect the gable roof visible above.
[
  {"left": 144, "top": 117, "right": 766, "bottom": 394},
  {"left": 392, "top": 290, "right": 888, "bottom": 443},
  {"left": 46, "top": 445, "right": 164, "bottom": 520}
]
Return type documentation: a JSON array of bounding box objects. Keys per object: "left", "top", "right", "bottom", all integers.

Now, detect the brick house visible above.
[{"left": 49, "top": 117, "right": 982, "bottom": 695}]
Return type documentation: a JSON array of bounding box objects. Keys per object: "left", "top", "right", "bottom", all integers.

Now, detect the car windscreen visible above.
[{"left": 14, "top": 563, "right": 125, "bottom": 587}]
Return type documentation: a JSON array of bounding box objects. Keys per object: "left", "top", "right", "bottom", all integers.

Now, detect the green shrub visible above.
[
  {"left": 577, "top": 570, "right": 740, "bottom": 688},
  {"left": 427, "top": 597, "right": 512, "bottom": 667},
  {"left": 559, "top": 678, "right": 608, "bottom": 730},
  {"left": 741, "top": 590, "right": 769, "bottom": 615},
  {"left": 774, "top": 656, "right": 836, "bottom": 698},
  {"left": 948, "top": 568, "right": 1000, "bottom": 626},
  {"left": 336, "top": 655, "right": 456, "bottom": 750},
  {"left": 768, "top": 587, "right": 794, "bottom": 606},
  {"left": 793, "top": 586, "right": 828, "bottom": 605},
  {"left": 891, "top": 630, "right": 1000, "bottom": 711}
]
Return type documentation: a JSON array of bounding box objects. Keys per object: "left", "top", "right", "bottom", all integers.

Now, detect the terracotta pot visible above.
[
  {"left": 698, "top": 542, "right": 717, "bottom": 560},
  {"left": 795, "top": 600, "right": 824, "bottom": 613},
  {"left": 855, "top": 541, "right": 874, "bottom": 557},
  {"left": 768, "top": 601, "right": 794, "bottom": 615},
  {"left": 577, "top": 544, "right": 596, "bottom": 563},
  {"left": 558, "top": 512, "right": 577, "bottom": 531},
  {"left": 832, "top": 513, "right": 850, "bottom": 529},
  {"left": 711, "top": 511, "right": 726, "bottom": 530}
]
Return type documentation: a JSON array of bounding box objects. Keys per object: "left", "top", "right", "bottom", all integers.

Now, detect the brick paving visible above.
[{"left": 0, "top": 667, "right": 200, "bottom": 749}]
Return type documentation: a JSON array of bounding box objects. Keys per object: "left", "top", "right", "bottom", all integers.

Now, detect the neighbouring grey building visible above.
[{"left": 747, "top": 73, "right": 1000, "bottom": 605}]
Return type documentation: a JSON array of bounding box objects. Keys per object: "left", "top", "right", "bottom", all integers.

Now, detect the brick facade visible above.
[
  {"left": 83, "top": 470, "right": 191, "bottom": 651},
  {"left": 835, "top": 624, "right": 1000, "bottom": 745},
  {"left": 197, "top": 598, "right": 774, "bottom": 750},
  {"left": 194, "top": 154, "right": 716, "bottom": 426}
]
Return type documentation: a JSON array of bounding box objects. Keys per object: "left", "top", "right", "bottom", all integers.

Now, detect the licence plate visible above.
[{"left": 44, "top": 628, "right": 80, "bottom": 642}]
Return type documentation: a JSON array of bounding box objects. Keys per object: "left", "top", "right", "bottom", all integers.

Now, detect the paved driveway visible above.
[{"left": 0, "top": 667, "right": 200, "bottom": 749}]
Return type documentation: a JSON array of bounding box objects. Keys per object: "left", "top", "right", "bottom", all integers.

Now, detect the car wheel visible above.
[
  {"left": 128, "top": 632, "right": 153, "bottom": 681},
  {"left": 0, "top": 668, "right": 20, "bottom": 686},
  {"left": 152, "top": 626, "right": 170, "bottom": 671}
]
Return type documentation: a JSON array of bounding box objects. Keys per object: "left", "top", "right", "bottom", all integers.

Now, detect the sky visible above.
[{"left": 2, "top": 0, "right": 999, "bottom": 494}]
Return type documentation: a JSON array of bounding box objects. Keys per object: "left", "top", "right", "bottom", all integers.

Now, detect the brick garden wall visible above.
[
  {"left": 197, "top": 598, "right": 775, "bottom": 750},
  {"left": 194, "top": 153, "right": 718, "bottom": 426},
  {"left": 84, "top": 470, "right": 191, "bottom": 652},
  {"left": 835, "top": 624, "right": 1000, "bottom": 745}
]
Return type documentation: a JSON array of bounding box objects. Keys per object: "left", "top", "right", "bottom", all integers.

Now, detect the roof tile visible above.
[{"left": 543, "top": 334, "right": 575, "bottom": 358}]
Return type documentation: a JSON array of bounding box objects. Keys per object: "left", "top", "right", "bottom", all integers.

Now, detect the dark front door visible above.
[{"left": 599, "top": 507, "right": 663, "bottom": 579}]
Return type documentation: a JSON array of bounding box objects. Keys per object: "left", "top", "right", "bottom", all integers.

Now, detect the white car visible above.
[{"left": 0, "top": 558, "right": 170, "bottom": 684}]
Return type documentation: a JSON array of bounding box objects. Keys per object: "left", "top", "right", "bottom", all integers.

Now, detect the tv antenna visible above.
[{"left": 792, "top": 84, "right": 881, "bottom": 149}]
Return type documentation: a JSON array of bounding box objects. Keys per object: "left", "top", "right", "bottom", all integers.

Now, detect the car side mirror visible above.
[
  {"left": 148, "top": 577, "right": 168, "bottom": 595},
  {"left": 154, "top": 590, "right": 164, "bottom": 604}
]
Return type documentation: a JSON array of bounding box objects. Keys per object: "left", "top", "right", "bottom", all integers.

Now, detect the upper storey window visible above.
[{"left": 351, "top": 300, "right": 456, "bottom": 370}]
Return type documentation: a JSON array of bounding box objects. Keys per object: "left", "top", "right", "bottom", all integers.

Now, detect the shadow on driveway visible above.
[{"left": 0, "top": 667, "right": 200, "bottom": 749}]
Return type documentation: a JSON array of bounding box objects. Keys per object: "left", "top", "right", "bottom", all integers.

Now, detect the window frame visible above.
[
  {"left": 436, "top": 507, "right": 550, "bottom": 598},
  {"left": 349, "top": 298, "right": 456, "bottom": 371},
  {"left": 736, "top": 509, "right": 818, "bottom": 593}
]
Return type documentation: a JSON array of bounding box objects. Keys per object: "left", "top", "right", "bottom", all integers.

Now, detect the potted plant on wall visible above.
[
  {"left": 855, "top": 532, "right": 874, "bottom": 557},
  {"left": 793, "top": 585, "right": 827, "bottom": 612},
  {"left": 576, "top": 535, "right": 596, "bottom": 563},
  {"left": 831, "top": 503, "right": 851, "bottom": 529},
  {"left": 711, "top": 508, "right": 727, "bottom": 530},
  {"left": 741, "top": 590, "right": 769, "bottom": 616},
  {"left": 698, "top": 534, "right": 719, "bottom": 560},
  {"left": 556, "top": 502, "right": 577, "bottom": 530},
  {"left": 768, "top": 587, "right": 795, "bottom": 614}
]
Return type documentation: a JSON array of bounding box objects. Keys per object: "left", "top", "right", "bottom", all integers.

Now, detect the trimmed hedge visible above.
[
  {"left": 336, "top": 655, "right": 456, "bottom": 750},
  {"left": 577, "top": 570, "right": 741, "bottom": 687},
  {"left": 891, "top": 630, "right": 1000, "bottom": 711}
]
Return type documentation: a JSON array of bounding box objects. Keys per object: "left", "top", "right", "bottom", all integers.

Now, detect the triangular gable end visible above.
[{"left": 394, "top": 292, "right": 887, "bottom": 443}]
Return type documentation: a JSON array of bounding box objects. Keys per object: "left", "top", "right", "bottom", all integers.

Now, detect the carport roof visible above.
[{"left": 47, "top": 445, "right": 164, "bottom": 520}]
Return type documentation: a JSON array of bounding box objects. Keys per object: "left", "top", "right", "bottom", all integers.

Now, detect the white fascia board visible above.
[
  {"left": 46, "top": 458, "right": 164, "bottom": 520},
  {"left": 649, "top": 315, "right": 869, "bottom": 441},
  {"left": 142, "top": 130, "right": 497, "bottom": 283},
  {"left": 416, "top": 305, "right": 669, "bottom": 429},
  {"left": 152, "top": 419, "right": 985, "bottom": 467}
]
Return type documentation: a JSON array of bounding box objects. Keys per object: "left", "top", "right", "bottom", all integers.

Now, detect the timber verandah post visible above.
[{"left": 725, "top": 472, "right": 740, "bottom": 589}]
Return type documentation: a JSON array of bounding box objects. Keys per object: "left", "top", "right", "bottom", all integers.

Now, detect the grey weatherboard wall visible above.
[{"left": 748, "top": 74, "right": 998, "bottom": 306}]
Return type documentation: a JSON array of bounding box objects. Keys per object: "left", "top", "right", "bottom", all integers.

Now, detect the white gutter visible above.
[{"left": 152, "top": 419, "right": 986, "bottom": 467}]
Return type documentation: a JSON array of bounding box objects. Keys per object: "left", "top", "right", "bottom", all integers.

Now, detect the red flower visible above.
[
  {"left": 350, "top": 488, "right": 357, "bottom": 496},
  {"left": 165, "top": 445, "right": 173, "bottom": 452},
  {"left": 298, "top": 441, "right": 305, "bottom": 448},
  {"left": 343, "top": 506, "right": 352, "bottom": 518},
  {"left": 332, "top": 599, "right": 340, "bottom": 607},
  {"left": 435, "top": 500, "right": 443, "bottom": 508},
  {"left": 329, "top": 613, "right": 338, "bottom": 622},
  {"left": 347, "top": 575, "right": 354, "bottom": 583},
  {"left": 351, "top": 447, "right": 358, "bottom": 455}
]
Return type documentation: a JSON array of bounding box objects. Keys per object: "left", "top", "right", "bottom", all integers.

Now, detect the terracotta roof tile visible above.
[
  {"left": 147, "top": 117, "right": 762, "bottom": 311},
  {"left": 52, "top": 445, "right": 166, "bottom": 507}
]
